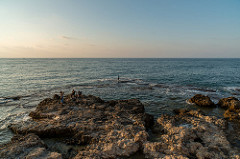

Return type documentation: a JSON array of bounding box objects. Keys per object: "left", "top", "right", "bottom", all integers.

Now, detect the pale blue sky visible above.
[{"left": 0, "top": 0, "right": 240, "bottom": 58}]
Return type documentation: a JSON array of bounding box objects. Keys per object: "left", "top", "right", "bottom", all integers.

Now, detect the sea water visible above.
[{"left": 0, "top": 58, "right": 240, "bottom": 144}]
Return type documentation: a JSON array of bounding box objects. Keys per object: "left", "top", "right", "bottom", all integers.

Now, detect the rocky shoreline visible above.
[{"left": 0, "top": 93, "right": 240, "bottom": 158}]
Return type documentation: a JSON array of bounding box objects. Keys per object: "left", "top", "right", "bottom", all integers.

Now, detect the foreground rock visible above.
[
  {"left": 218, "top": 97, "right": 240, "bottom": 109},
  {"left": 144, "top": 109, "right": 239, "bottom": 159},
  {"left": 8, "top": 93, "right": 153, "bottom": 158},
  {"left": 188, "top": 94, "right": 215, "bottom": 107},
  {"left": 2, "top": 93, "right": 240, "bottom": 158},
  {"left": 0, "top": 133, "right": 62, "bottom": 159},
  {"left": 218, "top": 97, "right": 240, "bottom": 120}
]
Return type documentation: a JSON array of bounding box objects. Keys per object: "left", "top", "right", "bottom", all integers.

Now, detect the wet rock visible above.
[
  {"left": 218, "top": 97, "right": 240, "bottom": 110},
  {"left": 143, "top": 110, "right": 239, "bottom": 158},
  {"left": 144, "top": 113, "right": 154, "bottom": 129},
  {"left": 188, "top": 94, "right": 215, "bottom": 107},
  {"left": 0, "top": 133, "right": 62, "bottom": 159},
  {"left": 218, "top": 97, "right": 240, "bottom": 120},
  {"left": 53, "top": 94, "right": 60, "bottom": 100},
  {"left": 8, "top": 93, "right": 152, "bottom": 158},
  {"left": 224, "top": 109, "right": 240, "bottom": 120},
  {"left": 173, "top": 108, "right": 188, "bottom": 115},
  {"left": 4, "top": 96, "right": 21, "bottom": 101}
]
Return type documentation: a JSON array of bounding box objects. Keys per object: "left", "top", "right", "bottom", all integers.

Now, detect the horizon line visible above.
[{"left": 1, "top": 57, "right": 240, "bottom": 59}]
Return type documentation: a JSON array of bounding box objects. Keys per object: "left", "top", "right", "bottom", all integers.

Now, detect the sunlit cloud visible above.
[{"left": 61, "top": 35, "right": 79, "bottom": 40}]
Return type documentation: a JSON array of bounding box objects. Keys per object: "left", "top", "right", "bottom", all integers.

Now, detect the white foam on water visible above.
[
  {"left": 149, "top": 83, "right": 158, "bottom": 87},
  {"left": 223, "top": 86, "right": 240, "bottom": 91},
  {"left": 0, "top": 109, "right": 31, "bottom": 133},
  {"left": 186, "top": 99, "right": 194, "bottom": 105},
  {"left": 0, "top": 124, "right": 7, "bottom": 130},
  {"left": 22, "top": 114, "right": 31, "bottom": 121},
  {"left": 166, "top": 88, "right": 170, "bottom": 94},
  {"left": 97, "top": 78, "right": 115, "bottom": 82}
]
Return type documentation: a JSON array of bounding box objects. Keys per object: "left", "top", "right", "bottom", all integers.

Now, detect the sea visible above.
[{"left": 1, "top": 58, "right": 240, "bottom": 144}]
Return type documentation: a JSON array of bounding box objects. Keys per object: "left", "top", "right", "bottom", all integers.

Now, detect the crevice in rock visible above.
[{"left": 43, "top": 138, "right": 86, "bottom": 159}]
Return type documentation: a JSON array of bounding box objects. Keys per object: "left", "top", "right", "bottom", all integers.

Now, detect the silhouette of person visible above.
[{"left": 60, "top": 91, "right": 64, "bottom": 105}]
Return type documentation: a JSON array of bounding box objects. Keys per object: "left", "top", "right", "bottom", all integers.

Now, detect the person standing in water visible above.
[
  {"left": 60, "top": 91, "right": 64, "bottom": 105},
  {"left": 77, "top": 91, "right": 82, "bottom": 98},
  {"left": 118, "top": 75, "right": 120, "bottom": 83},
  {"left": 71, "top": 89, "right": 76, "bottom": 99}
]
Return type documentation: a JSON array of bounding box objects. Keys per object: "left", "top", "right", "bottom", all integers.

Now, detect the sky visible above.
[{"left": 0, "top": 0, "right": 240, "bottom": 58}]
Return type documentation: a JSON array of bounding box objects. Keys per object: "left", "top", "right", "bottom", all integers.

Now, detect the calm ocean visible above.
[{"left": 1, "top": 58, "right": 240, "bottom": 144}]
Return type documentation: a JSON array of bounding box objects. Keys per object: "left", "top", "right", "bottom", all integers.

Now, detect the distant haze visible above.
[{"left": 0, "top": 0, "right": 240, "bottom": 58}]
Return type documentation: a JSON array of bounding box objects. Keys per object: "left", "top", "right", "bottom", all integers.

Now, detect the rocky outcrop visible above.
[
  {"left": 224, "top": 109, "right": 240, "bottom": 120},
  {"left": 144, "top": 109, "right": 239, "bottom": 159},
  {"left": 218, "top": 97, "right": 240, "bottom": 109},
  {"left": 189, "top": 94, "right": 215, "bottom": 107},
  {"left": 0, "top": 133, "right": 62, "bottom": 159},
  {"left": 8, "top": 93, "right": 153, "bottom": 158},
  {"left": 2, "top": 93, "right": 240, "bottom": 158},
  {"left": 216, "top": 97, "right": 240, "bottom": 120}
]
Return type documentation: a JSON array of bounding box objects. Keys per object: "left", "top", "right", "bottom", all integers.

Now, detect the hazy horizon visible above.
[
  {"left": 1, "top": 57, "right": 240, "bottom": 59},
  {"left": 0, "top": 0, "right": 240, "bottom": 58}
]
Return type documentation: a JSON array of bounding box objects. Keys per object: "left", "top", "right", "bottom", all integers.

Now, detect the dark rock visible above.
[
  {"left": 108, "top": 100, "right": 118, "bottom": 106},
  {"left": 114, "top": 99, "right": 145, "bottom": 114},
  {"left": 144, "top": 113, "right": 154, "bottom": 129},
  {"left": 53, "top": 94, "right": 60, "bottom": 100},
  {"left": 224, "top": 109, "right": 240, "bottom": 120},
  {"left": 218, "top": 97, "right": 240, "bottom": 120},
  {"left": 12, "top": 96, "right": 21, "bottom": 100},
  {"left": 189, "top": 94, "right": 215, "bottom": 107},
  {"left": 218, "top": 97, "right": 240, "bottom": 110},
  {"left": 5, "top": 96, "right": 21, "bottom": 101},
  {"left": 173, "top": 108, "right": 188, "bottom": 115}
]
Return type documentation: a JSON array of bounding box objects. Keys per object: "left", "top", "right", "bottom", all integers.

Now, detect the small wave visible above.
[
  {"left": 194, "top": 88, "right": 216, "bottom": 93},
  {"left": 131, "top": 86, "right": 154, "bottom": 91},
  {"left": 0, "top": 112, "right": 31, "bottom": 131},
  {"left": 97, "top": 78, "right": 115, "bottom": 82},
  {"left": 152, "top": 84, "right": 169, "bottom": 88},
  {"left": 0, "top": 98, "right": 13, "bottom": 105},
  {"left": 0, "top": 124, "right": 8, "bottom": 130},
  {"left": 186, "top": 99, "right": 194, "bottom": 105},
  {"left": 22, "top": 114, "right": 31, "bottom": 121},
  {"left": 223, "top": 86, "right": 240, "bottom": 91},
  {"left": 222, "top": 86, "right": 240, "bottom": 96}
]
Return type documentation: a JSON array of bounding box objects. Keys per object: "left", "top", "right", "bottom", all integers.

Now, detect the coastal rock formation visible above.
[
  {"left": 218, "top": 97, "right": 240, "bottom": 109},
  {"left": 2, "top": 93, "right": 240, "bottom": 158},
  {"left": 217, "top": 97, "right": 240, "bottom": 120},
  {"left": 0, "top": 133, "right": 62, "bottom": 159},
  {"left": 8, "top": 93, "right": 153, "bottom": 158},
  {"left": 224, "top": 109, "right": 240, "bottom": 120},
  {"left": 188, "top": 94, "right": 215, "bottom": 107},
  {"left": 144, "top": 109, "right": 239, "bottom": 159}
]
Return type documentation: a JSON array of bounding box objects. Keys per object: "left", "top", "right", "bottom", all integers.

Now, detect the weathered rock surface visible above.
[
  {"left": 217, "top": 97, "right": 240, "bottom": 120},
  {"left": 144, "top": 109, "right": 239, "bottom": 159},
  {"left": 8, "top": 93, "right": 153, "bottom": 158},
  {"left": 224, "top": 109, "right": 240, "bottom": 120},
  {"left": 218, "top": 97, "right": 240, "bottom": 109},
  {"left": 189, "top": 94, "right": 215, "bottom": 107},
  {"left": 0, "top": 133, "right": 62, "bottom": 159},
  {"left": 2, "top": 93, "right": 240, "bottom": 159}
]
